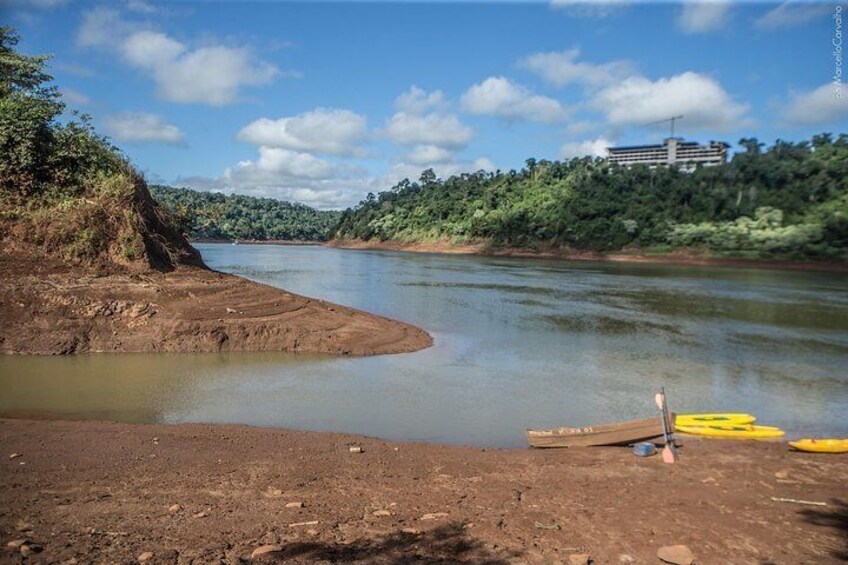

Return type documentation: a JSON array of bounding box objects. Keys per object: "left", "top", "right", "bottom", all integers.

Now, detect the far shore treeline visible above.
[
  {"left": 330, "top": 136, "right": 848, "bottom": 260},
  {"left": 150, "top": 186, "right": 341, "bottom": 242}
]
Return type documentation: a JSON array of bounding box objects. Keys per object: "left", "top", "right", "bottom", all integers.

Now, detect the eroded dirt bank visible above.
[
  {"left": 329, "top": 238, "right": 848, "bottom": 273},
  {"left": 0, "top": 254, "right": 431, "bottom": 356},
  {"left": 1, "top": 418, "right": 845, "bottom": 564}
]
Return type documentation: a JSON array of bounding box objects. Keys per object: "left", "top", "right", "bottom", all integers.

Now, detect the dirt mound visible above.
[{"left": 1, "top": 170, "right": 203, "bottom": 274}]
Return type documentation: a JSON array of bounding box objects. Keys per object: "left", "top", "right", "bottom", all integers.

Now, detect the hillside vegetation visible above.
[
  {"left": 332, "top": 136, "right": 848, "bottom": 261},
  {"left": 0, "top": 27, "right": 200, "bottom": 271},
  {"left": 150, "top": 185, "right": 341, "bottom": 242}
]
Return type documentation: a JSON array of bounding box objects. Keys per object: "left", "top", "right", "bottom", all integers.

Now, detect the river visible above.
[{"left": 2, "top": 243, "right": 847, "bottom": 447}]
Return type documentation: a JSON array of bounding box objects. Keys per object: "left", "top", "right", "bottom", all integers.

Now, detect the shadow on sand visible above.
[
  {"left": 257, "top": 523, "right": 521, "bottom": 564},
  {"left": 798, "top": 499, "right": 848, "bottom": 561}
]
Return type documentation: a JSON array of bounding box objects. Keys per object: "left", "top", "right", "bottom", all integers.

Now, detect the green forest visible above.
[
  {"left": 331, "top": 135, "right": 848, "bottom": 260},
  {"left": 150, "top": 186, "right": 341, "bottom": 242}
]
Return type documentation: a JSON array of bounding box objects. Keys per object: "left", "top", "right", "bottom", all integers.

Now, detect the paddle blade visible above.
[
  {"left": 654, "top": 393, "right": 664, "bottom": 411},
  {"left": 662, "top": 445, "right": 678, "bottom": 464}
]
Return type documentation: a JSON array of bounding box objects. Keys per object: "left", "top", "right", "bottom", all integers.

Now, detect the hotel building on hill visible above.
[{"left": 606, "top": 138, "right": 730, "bottom": 170}]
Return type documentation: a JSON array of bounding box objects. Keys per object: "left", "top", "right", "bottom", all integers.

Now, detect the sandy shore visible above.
[
  {"left": 0, "top": 418, "right": 845, "bottom": 564},
  {"left": 0, "top": 253, "right": 431, "bottom": 356},
  {"left": 329, "top": 238, "right": 848, "bottom": 273}
]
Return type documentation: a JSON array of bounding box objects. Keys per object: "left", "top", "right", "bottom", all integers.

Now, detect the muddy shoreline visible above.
[
  {"left": 0, "top": 418, "right": 845, "bottom": 564},
  {"left": 328, "top": 238, "right": 848, "bottom": 273},
  {"left": 0, "top": 253, "right": 431, "bottom": 356}
]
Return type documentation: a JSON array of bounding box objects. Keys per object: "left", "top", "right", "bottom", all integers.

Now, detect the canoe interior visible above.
[{"left": 526, "top": 415, "right": 672, "bottom": 448}]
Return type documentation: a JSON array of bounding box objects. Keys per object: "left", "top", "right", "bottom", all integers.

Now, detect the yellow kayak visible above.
[
  {"left": 676, "top": 413, "right": 756, "bottom": 426},
  {"left": 676, "top": 424, "right": 785, "bottom": 439},
  {"left": 789, "top": 439, "right": 848, "bottom": 453}
]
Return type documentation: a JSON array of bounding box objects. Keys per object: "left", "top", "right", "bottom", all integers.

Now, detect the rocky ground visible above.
[
  {"left": 0, "top": 253, "right": 431, "bottom": 356},
  {"left": 1, "top": 418, "right": 845, "bottom": 564}
]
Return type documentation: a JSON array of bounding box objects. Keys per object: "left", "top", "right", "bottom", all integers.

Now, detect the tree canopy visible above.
[
  {"left": 331, "top": 135, "right": 848, "bottom": 261},
  {"left": 150, "top": 186, "right": 341, "bottom": 241}
]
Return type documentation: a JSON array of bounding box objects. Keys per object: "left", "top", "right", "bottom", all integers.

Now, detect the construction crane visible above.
[{"left": 648, "top": 115, "right": 684, "bottom": 139}]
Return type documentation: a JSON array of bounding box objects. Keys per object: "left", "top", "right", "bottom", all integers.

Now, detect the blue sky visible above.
[{"left": 5, "top": 0, "right": 847, "bottom": 209}]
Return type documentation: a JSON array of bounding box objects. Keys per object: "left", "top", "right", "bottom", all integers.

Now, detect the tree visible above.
[{"left": 0, "top": 27, "right": 64, "bottom": 197}]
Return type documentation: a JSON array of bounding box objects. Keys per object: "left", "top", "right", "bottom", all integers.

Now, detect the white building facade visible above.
[{"left": 607, "top": 138, "right": 730, "bottom": 170}]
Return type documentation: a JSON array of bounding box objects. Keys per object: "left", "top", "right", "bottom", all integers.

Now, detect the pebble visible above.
[
  {"left": 349, "top": 446, "right": 363, "bottom": 453},
  {"left": 420, "top": 512, "right": 449, "bottom": 520},
  {"left": 372, "top": 510, "right": 392, "bottom": 517},
  {"left": 285, "top": 501, "right": 305, "bottom": 508},
  {"left": 9, "top": 453, "right": 22, "bottom": 460},
  {"left": 775, "top": 469, "right": 790, "bottom": 480},
  {"left": 569, "top": 554, "right": 591, "bottom": 565},
  {"left": 401, "top": 528, "right": 421, "bottom": 535},
  {"left": 20, "top": 544, "right": 39, "bottom": 557},
  {"left": 618, "top": 555, "right": 635, "bottom": 563},
  {"left": 15, "top": 523, "right": 33, "bottom": 532},
  {"left": 657, "top": 544, "right": 696, "bottom": 565},
  {"left": 251, "top": 544, "right": 282, "bottom": 558},
  {"left": 192, "top": 510, "right": 208, "bottom": 519},
  {"left": 6, "top": 539, "right": 26, "bottom": 548},
  {"left": 306, "top": 529, "right": 319, "bottom": 536},
  {"left": 168, "top": 504, "right": 181, "bottom": 514},
  {"left": 138, "top": 551, "right": 154, "bottom": 562}
]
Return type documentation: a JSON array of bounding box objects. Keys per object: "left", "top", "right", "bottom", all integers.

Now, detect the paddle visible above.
[{"left": 655, "top": 387, "right": 678, "bottom": 464}]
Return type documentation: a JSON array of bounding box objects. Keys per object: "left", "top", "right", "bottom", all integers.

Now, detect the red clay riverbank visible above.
[
  {"left": 329, "top": 238, "right": 848, "bottom": 273},
  {"left": 0, "top": 252, "right": 431, "bottom": 356},
  {"left": 0, "top": 418, "right": 845, "bottom": 564}
]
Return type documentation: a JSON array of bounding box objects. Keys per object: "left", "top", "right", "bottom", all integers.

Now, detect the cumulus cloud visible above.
[
  {"left": 105, "top": 112, "right": 184, "bottom": 144},
  {"left": 678, "top": 0, "right": 730, "bottom": 33},
  {"left": 403, "top": 145, "right": 456, "bottom": 166},
  {"left": 384, "top": 112, "right": 473, "bottom": 148},
  {"left": 77, "top": 7, "right": 278, "bottom": 106},
  {"left": 120, "top": 31, "right": 278, "bottom": 106},
  {"left": 591, "top": 71, "right": 749, "bottom": 131},
  {"left": 228, "top": 147, "right": 337, "bottom": 182},
  {"left": 559, "top": 137, "right": 612, "bottom": 159},
  {"left": 780, "top": 84, "right": 848, "bottom": 126},
  {"left": 518, "top": 49, "right": 630, "bottom": 87},
  {"left": 756, "top": 1, "right": 832, "bottom": 30},
  {"left": 237, "top": 109, "right": 368, "bottom": 157},
  {"left": 395, "top": 86, "right": 444, "bottom": 114},
  {"left": 461, "top": 76, "right": 569, "bottom": 123}
]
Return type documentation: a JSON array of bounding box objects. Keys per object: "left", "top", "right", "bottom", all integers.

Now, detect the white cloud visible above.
[
  {"left": 756, "top": 1, "right": 832, "bottom": 30},
  {"left": 559, "top": 137, "right": 612, "bottom": 159},
  {"left": 228, "top": 147, "right": 337, "bottom": 182},
  {"left": 404, "top": 145, "right": 456, "bottom": 166},
  {"left": 62, "top": 87, "right": 90, "bottom": 106},
  {"left": 461, "top": 76, "right": 569, "bottom": 123},
  {"left": 395, "top": 86, "right": 444, "bottom": 114},
  {"left": 77, "top": 7, "right": 141, "bottom": 48},
  {"left": 678, "top": 1, "right": 730, "bottom": 34},
  {"left": 384, "top": 112, "right": 473, "bottom": 148},
  {"left": 518, "top": 49, "right": 630, "bottom": 87},
  {"left": 592, "top": 71, "right": 749, "bottom": 131},
  {"left": 237, "top": 109, "right": 368, "bottom": 157},
  {"left": 105, "top": 112, "right": 184, "bottom": 144},
  {"left": 550, "top": 0, "right": 628, "bottom": 17},
  {"left": 120, "top": 31, "right": 278, "bottom": 106},
  {"left": 77, "top": 8, "right": 278, "bottom": 106},
  {"left": 780, "top": 84, "right": 848, "bottom": 126}
]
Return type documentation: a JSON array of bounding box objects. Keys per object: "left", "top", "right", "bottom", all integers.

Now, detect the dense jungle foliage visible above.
[
  {"left": 150, "top": 186, "right": 341, "bottom": 241},
  {"left": 331, "top": 136, "right": 848, "bottom": 260},
  {"left": 0, "top": 28, "right": 198, "bottom": 269}
]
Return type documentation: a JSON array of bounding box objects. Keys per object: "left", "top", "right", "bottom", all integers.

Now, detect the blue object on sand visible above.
[{"left": 633, "top": 442, "right": 657, "bottom": 457}]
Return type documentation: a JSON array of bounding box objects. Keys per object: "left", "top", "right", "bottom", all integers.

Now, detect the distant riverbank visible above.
[
  {"left": 329, "top": 238, "right": 848, "bottom": 273},
  {"left": 192, "top": 238, "right": 324, "bottom": 246}
]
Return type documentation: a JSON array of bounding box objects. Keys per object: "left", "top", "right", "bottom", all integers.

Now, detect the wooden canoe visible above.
[{"left": 526, "top": 416, "right": 670, "bottom": 448}]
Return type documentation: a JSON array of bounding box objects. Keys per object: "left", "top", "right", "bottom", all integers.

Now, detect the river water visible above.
[{"left": 2, "top": 243, "right": 847, "bottom": 447}]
